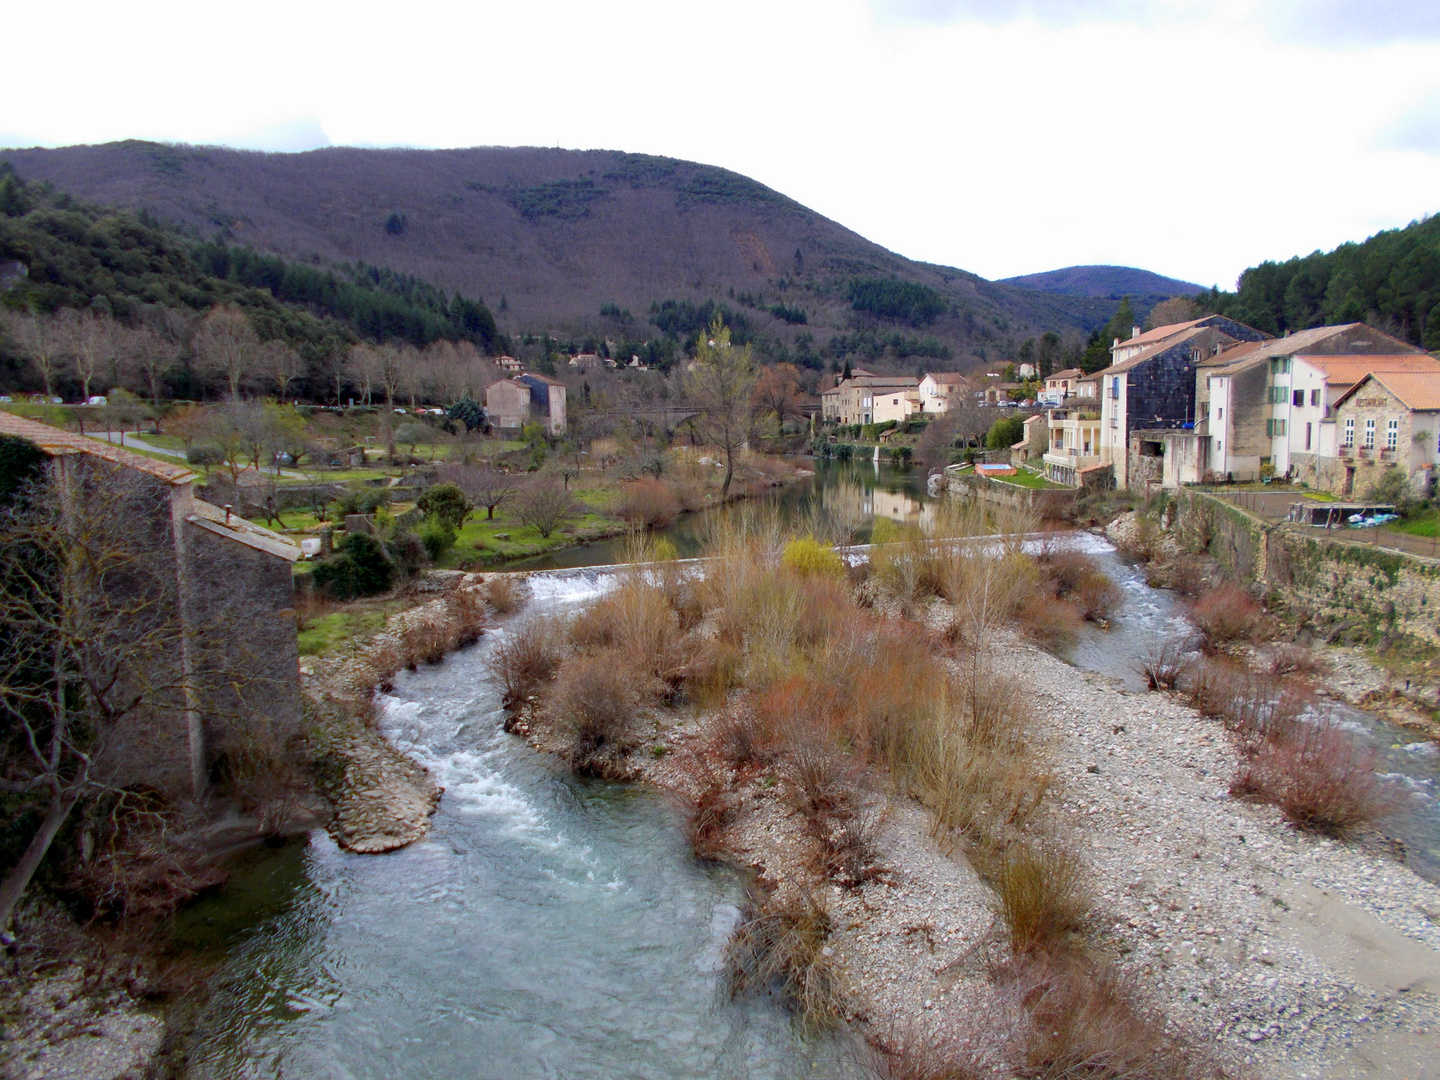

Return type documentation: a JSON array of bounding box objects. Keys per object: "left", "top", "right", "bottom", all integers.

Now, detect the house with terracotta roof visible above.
[
  {"left": 1099, "top": 316, "right": 1271, "bottom": 487},
  {"left": 1332, "top": 370, "right": 1440, "bottom": 496},
  {"left": 0, "top": 411, "right": 301, "bottom": 802},
  {"left": 834, "top": 375, "right": 921, "bottom": 425},
  {"left": 918, "top": 372, "right": 971, "bottom": 414}
]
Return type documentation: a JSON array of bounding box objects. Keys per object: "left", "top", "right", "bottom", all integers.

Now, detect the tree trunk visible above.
[
  {"left": 722, "top": 447, "right": 734, "bottom": 499},
  {"left": 0, "top": 793, "right": 77, "bottom": 929}
]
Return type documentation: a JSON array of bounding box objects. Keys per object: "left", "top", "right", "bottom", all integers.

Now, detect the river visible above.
[{"left": 171, "top": 459, "right": 1439, "bottom": 1077}]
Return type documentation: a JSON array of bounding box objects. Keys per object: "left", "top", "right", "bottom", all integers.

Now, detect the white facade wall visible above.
[{"left": 1098, "top": 371, "right": 1129, "bottom": 487}]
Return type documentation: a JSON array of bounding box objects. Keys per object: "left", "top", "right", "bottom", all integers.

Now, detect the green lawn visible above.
[
  {"left": 990, "top": 468, "right": 1067, "bottom": 490},
  {"left": 1392, "top": 510, "right": 1440, "bottom": 537},
  {"left": 296, "top": 608, "right": 390, "bottom": 656}
]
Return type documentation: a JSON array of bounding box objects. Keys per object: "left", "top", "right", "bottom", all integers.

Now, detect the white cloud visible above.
[{"left": 0, "top": 0, "right": 1438, "bottom": 290}]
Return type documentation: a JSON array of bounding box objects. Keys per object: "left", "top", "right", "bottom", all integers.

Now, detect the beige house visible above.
[
  {"left": 1332, "top": 371, "right": 1440, "bottom": 497},
  {"left": 1042, "top": 368, "right": 1089, "bottom": 405},
  {"left": 918, "top": 372, "right": 971, "bottom": 414},
  {"left": 518, "top": 373, "right": 568, "bottom": 435},
  {"left": 820, "top": 385, "right": 842, "bottom": 422},
  {"left": 1043, "top": 402, "right": 1104, "bottom": 486},
  {"left": 486, "top": 379, "right": 531, "bottom": 430}
]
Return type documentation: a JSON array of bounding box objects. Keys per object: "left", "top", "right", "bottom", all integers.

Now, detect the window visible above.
[
  {"left": 1218, "top": 407, "right": 1224, "bottom": 420},
  {"left": 1387, "top": 418, "right": 1399, "bottom": 451},
  {"left": 1305, "top": 422, "right": 1312, "bottom": 450},
  {"left": 1110, "top": 377, "right": 1120, "bottom": 399},
  {"left": 1266, "top": 419, "right": 1288, "bottom": 437},
  {"left": 1293, "top": 389, "right": 1304, "bottom": 407},
  {"left": 1269, "top": 357, "right": 1291, "bottom": 375},
  {"left": 1310, "top": 389, "right": 1320, "bottom": 407},
  {"left": 1344, "top": 418, "right": 1354, "bottom": 447},
  {"left": 1364, "top": 419, "right": 1375, "bottom": 449}
]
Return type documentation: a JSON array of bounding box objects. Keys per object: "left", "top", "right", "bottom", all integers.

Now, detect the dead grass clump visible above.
[
  {"left": 862, "top": 1025, "right": 997, "bottom": 1080},
  {"left": 1188, "top": 583, "right": 1267, "bottom": 648},
  {"left": 684, "top": 773, "right": 738, "bottom": 862},
  {"left": 710, "top": 703, "right": 778, "bottom": 769},
  {"left": 492, "top": 618, "right": 564, "bottom": 709},
  {"left": 1072, "top": 572, "right": 1122, "bottom": 623},
  {"left": 569, "top": 579, "right": 677, "bottom": 657},
  {"left": 1138, "top": 635, "right": 1192, "bottom": 692},
  {"left": 614, "top": 478, "right": 680, "bottom": 530},
  {"left": 1232, "top": 721, "right": 1402, "bottom": 836},
  {"left": 1265, "top": 643, "right": 1328, "bottom": 678},
  {"left": 485, "top": 573, "right": 524, "bottom": 615},
  {"left": 543, "top": 651, "right": 653, "bottom": 776},
  {"left": 1003, "top": 951, "right": 1221, "bottom": 1080},
  {"left": 397, "top": 615, "right": 451, "bottom": 668},
  {"left": 445, "top": 588, "right": 488, "bottom": 647},
  {"left": 987, "top": 840, "right": 1089, "bottom": 955},
  {"left": 1016, "top": 593, "right": 1085, "bottom": 651},
  {"left": 727, "top": 889, "right": 843, "bottom": 1032}
]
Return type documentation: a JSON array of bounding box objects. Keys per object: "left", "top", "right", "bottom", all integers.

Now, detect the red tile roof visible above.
[{"left": 0, "top": 412, "right": 196, "bottom": 484}]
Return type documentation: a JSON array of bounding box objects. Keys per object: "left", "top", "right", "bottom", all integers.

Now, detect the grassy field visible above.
[
  {"left": 1391, "top": 509, "right": 1440, "bottom": 537},
  {"left": 991, "top": 467, "right": 1067, "bottom": 490}
]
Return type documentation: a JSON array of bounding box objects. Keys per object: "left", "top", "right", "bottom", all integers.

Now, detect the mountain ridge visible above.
[
  {"left": 0, "top": 141, "right": 1138, "bottom": 369},
  {"left": 1000, "top": 265, "right": 1204, "bottom": 300}
]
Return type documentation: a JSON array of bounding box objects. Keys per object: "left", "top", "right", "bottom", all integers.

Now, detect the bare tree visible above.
[
  {"left": 751, "top": 362, "right": 804, "bottom": 436},
  {"left": 437, "top": 462, "right": 519, "bottom": 520},
  {"left": 3, "top": 309, "right": 64, "bottom": 402},
  {"left": 684, "top": 317, "right": 756, "bottom": 498},
  {"left": 59, "top": 308, "right": 119, "bottom": 402},
  {"left": 319, "top": 345, "right": 352, "bottom": 406},
  {"left": 0, "top": 463, "right": 187, "bottom": 927},
  {"left": 510, "top": 479, "right": 576, "bottom": 538},
  {"left": 123, "top": 322, "right": 176, "bottom": 410},
  {"left": 256, "top": 339, "right": 306, "bottom": 400},
  {"left": 349, "top": 343, "right": 378, "bottom": 407},
  {"left": 194, "top": 305, "right": 259, "bottom": 399}
]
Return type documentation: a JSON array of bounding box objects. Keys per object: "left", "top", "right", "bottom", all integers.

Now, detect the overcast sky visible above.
[{"left": 4, "top": 0, "right": 1439, "bottom": 289}]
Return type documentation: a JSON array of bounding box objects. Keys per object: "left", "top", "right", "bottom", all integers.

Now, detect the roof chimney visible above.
[
  {"left": 1112, "top": 337, "right": 1121, "bottom": 350},
  {"left": 1283, "top": 328, "right": 1290, "bottom": 337},
  {"left": 1132, "top": 326, "right": 1141, "bottom": 339}
]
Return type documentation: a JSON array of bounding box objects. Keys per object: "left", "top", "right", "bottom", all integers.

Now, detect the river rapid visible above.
[{"left": 171, "top": 459, "right": 1439, "bottom": 1077}]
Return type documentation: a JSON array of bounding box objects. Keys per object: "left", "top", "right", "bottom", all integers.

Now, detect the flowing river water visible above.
[{"left": 171, "top": 460, "right": 1440, "bottom": 1077}]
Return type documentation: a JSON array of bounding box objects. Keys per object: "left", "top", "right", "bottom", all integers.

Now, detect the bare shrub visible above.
[
  {"left": 1188, "top": 583, "right": 1266, "bottom": 648},
  {"left": 862, "top": 1022, "right": 998, "bottom": 1080},
  {"left": 511, "top": 479, "right": 577, "bottom": 539},
  {"left": 1182, "top": 659, "right": 1309, "bottom": 742},
  {"left": 1016, "top": 593, "right": 1085, "bottom": 651},
  {"left": 727, "top": 889, "right": 842, "bottom": 1032},
  {"left": 1138, "top": 635, "right": 1191, "bottom": 692},
  {"left": 293, "top": 588, "right": 334, "bottom": 632},
  {"left": 1265, "top": 643, "right": 1327, "bottom": 678},
  {"left": 543, "top": 652, "right": 652, "bottom": 776},
  {"left": 492, "top": 618, "right": 563, "bottom": 709},
  {"left": 1232, "top": 721, "right": 1402, "bottom": 836},
  {"left": 988, "top": 840, "right": 1088, "bottom": 955},
  {"left": 445, "top": 588, "right": 488, "bottom": 648},
  {"left": 1002, "top": 951, "right": 1221, "bottom": 1080},
  {"left": 614, "top": 478, "right": 680, "bottom": 530},
  {"left": 1039, "top": 549, "right": 1098, "bottom": 596},
  {"left": 485, "top": 574, "right": 524, "bottom": 615},
  {"left": 711, "top": 704, "right": 778, "bottom": 770},
  {"left": 1072, "top": 572, "right": 1122, "bottom": 623},
  {"left": 683, "top": 772, "right": 737, "bottom": 862}
]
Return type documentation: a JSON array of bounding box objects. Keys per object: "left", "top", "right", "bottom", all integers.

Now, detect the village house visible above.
[
  {"left": 1098, "top": 315, "right": 1271, "bottom": 488},
  {"left": 834, "top": 375, "right": 921, "bottom": 425},
  {"left": 517, "top": 372, "right": 568, "bottom": 435},
  {"left": 0, "top": 412, "right": 302, "bottom": 802},
  {"left": 917, "top": 372, "right": 971, "bottom": 414},
  {"left": 485, "top": 378, "right": 531, "bottom": 430},
  {"left": 1040, "top": 368, "right": 1091, "bottom": 406},
  {"left": 1010, "top": 414, "right": 1049, "bottom": 467},
  {"left": 495, "top": 355, "right": 524, "bottom": 374},
  {"left": 568, "top": 353, "right": 604, "bottom": 372},
  {"left": 1043, "top": 399, "right": 1104, "bottom": 487},
  {"left": 1332, "top": 370, "right": 1440, "bottom": 497},
  {"left": 820, "top": 384, "right": 842, "bottom": 422}
]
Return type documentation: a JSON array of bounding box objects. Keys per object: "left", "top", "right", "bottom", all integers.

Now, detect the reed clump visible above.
[{"left": 727, "top": 888, "right": 843, "bottom": 1032}]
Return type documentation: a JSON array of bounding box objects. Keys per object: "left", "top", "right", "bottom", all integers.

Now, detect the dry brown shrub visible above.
[
  {"left": 543, "top": 651, "right": 655, "bottom": 776},
  {"left": 1231, "top": 720, "right": 1402, "bottom": 836},
  {"left": 492, "top": 618, "right": 564, "bottom": 709},
  {"left": 1138, "top": 635, "right": 1191, "bottom": 692},
  {"left": 1265, "top": 643, "right": 1328, "bottom": 678},
  {"left": 1039, "top": 549, "right": 1099, "bottom": 596},
  {"left": 710, "top": 703, "right": 778, "bottom": 770},
  {"left": 1002, "top": 951, "right": 1223, "bottom": 1080},
  {"left": 1188, "top": 583, "right": 1266, "bottom": 647},
  {"left": 862, "top": 1022, "right": 1001, "bottom": 1080},
  {"left": 485, "top": 574, "right": 524, "bottom": 615},
  {"left": 444, "top": 587, "right": 488, "bottom": 647},
  {"left": 987, "top": 840, "right": 1088, "bottom": 955},
  {"left": 727, "top": 889, "right": 843, "bottom": 1032},
  {"left": 1016, "top": 594, "right": 1085, "bottom": 651},
  {"left": 1182, "top": 659, "right": 1309, "bottom": 742},
  {"left": 683, "top": 772, "right": 738, "bottom": 862},
  {"left": 614, "top": 478, "right": 680, "bottom": 530},
  {"left": 293, "top": 588, "right": 334, "bottom": 632},
  {"left": 1072, "top": 572, "right": 1122, "bottom": 623}
]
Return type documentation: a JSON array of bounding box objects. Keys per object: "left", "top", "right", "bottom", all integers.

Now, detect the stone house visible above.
[
  {"left": 834, "top": 375, "right": 921, "bottom": 425},
  {"left": 1010, "top": 414, "right": 1049, "bottom": 467},
  {"left": 1332, "top": 371, "right": 1440, "bottom": 497},
  {"left": 0, "top": 412, "right": 301, "bottom": 802},
  {"left": 820, "top": 385, "right": 842, "bottom": 422},
  {"left": 1099, "top": 316, "right": 1271, "bottom": 488},
  {"left": 485, "top": 378, "right": 531, "bottom": 430}
]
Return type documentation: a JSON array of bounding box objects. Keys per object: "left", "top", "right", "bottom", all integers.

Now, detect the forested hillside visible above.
[
  {"left": 0, "top": 164, "right": 502, "bottom": 364},
  {"left": 0, "top": 142, "right": 1130, "bottom": 374},
  {"left": 1194, "top": 215, "right": 1440, "bottom": 349},
  {"left": 1000, "top": 265, "right": 1202, "bottom": 303}
]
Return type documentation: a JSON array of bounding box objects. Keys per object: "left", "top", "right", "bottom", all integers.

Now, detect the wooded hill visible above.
[
  {"left": 1194, "top": 215, "right": 1440, "bottom": 350},
  {"left": 1000, "top": 265, "right": 1203, "bottom": 304},
  {"left": 0, "top": 163, "right": 503, "bottom": 375},
  {"left": 0, "top": 142, "right": 1132, "bottom": 374}
]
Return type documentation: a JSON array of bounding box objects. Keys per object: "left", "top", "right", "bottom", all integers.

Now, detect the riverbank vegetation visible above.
[{"left": 500, "top": 509, "right": 1237, "bottom": 1076}]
